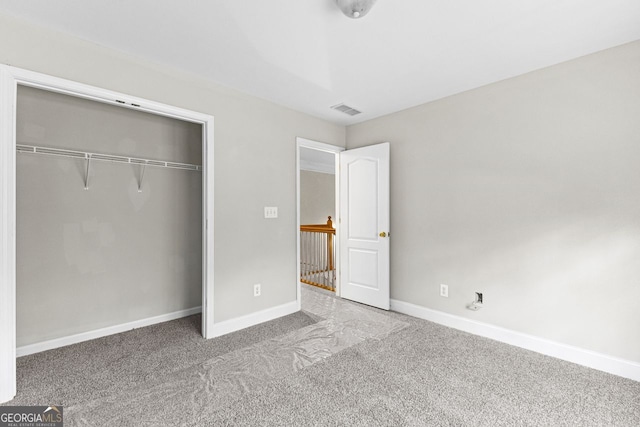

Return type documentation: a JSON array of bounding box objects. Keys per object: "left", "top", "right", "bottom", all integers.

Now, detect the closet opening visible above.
[
  {"left": 0, "top": 65, "right": 215, "bottom": 403},
  {"left": 15, "top": 85, "right": 206, "bottom": 356}
]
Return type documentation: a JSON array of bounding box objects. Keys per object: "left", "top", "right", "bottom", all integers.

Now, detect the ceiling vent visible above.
[{"left": 330, "top": 103, "right": 362, "bottom": 116}]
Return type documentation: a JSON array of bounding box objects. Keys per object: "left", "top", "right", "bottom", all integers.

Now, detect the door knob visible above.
[{"left": 379, "top": 232, "right": 387, "bottom": 238}]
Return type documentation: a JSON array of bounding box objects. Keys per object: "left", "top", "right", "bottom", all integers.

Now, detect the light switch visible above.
[{"left": 264, "top": 207, "right": 278, "bottom": 218}]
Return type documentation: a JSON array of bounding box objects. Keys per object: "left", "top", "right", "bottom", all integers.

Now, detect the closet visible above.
[{"left": 15, "top": 86, "right": 203, "bottom": 352}]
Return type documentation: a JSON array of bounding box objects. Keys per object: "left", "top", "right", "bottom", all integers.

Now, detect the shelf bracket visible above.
[
  {"left": 138, "top": 162, "right": 147, "bottom": 192},
  {"left": 84, "top": 155, "right": 91, "bottom": 190}
]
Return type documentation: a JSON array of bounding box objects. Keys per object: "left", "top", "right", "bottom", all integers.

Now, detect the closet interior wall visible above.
[{"left": 16, "top": 86, "right": 203, "bottom": 348}]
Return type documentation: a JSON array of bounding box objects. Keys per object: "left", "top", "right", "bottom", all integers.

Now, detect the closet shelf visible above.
[{"left": 16, "top": 144, "right": 202, "bottom": 172}]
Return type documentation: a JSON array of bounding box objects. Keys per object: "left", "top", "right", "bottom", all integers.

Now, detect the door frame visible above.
[
  {"left": 296, "top": 137, "right": 344, "bottom": 308},
  {"left": 0, "top": 65, "right": 215, "bottom": 403}
]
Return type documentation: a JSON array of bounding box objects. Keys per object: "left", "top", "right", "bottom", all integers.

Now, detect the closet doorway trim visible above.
[{"left": 0, "top": 65, "right": 215, "bottom": 404}]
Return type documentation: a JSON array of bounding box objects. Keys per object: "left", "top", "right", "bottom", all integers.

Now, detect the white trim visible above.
[
  {"left": 7, "top": 67, "right": 211, "bottom": 124},
  {"left": 0, "top": 65, "right": 215, "bottom": 403},
  {"left": 0, "top": 65, "right": 17, "bottom": 404},
  {"left": 297, "top": 138, "right": 346, "bottom": 153},
  {"left": 202, "top": 117, "right": 215, "bottom": 339},
  {"left": 391, "top": 299, "right": 640, "bottom": 382},
  {"left": 296, "top": 137, "right": 344, "bottom": 310},
  {"left": 299, "top": 158, "right": 335, "bottom": 175},
  {"left": 209, "top": 301, "right": 299, "bottom": 338},
  {"left": 16, "top": 307, "right": 202, "bottom": 358}
]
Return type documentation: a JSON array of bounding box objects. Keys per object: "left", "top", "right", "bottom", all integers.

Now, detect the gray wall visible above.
[
  {"left": 346, "top": 41, "right": 640, "bottom": 363},
  {"left": 16, "top": 86, "right": 203, "bottom": 346},
  {"left": 5, "top": 10, "right": 637, "bottom": 365},
  {"left": 300, "top": 170, "right": 335, "bottom": 225},
  {"left": 1, "top": 12, "right": 346, "bottom": 327}
]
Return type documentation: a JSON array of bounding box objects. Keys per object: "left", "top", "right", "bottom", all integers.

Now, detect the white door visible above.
[{"left": 339, "top": 142, "right": 390, "bottom": 310}]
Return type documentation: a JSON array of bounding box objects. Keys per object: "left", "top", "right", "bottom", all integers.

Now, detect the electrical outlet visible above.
[
  {"left": 253, "top": 283, "right": 261, "bottom": 297},
  {"left": 440, "top": 284, "right": 449, "bottom": 298}
]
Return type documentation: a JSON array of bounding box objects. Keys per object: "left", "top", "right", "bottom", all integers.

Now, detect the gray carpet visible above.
[
  {"left": 208, "top": 314, "right": 640, "bottom": 426},
  {"left": 3, "top": 287, "right": 640, "bottom": 426},
  {"left": 5, "top": 311, "right": 318, "bottom": 407}
]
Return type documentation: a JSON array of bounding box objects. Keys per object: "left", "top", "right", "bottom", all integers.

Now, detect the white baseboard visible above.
[
  {"left": 16, "top": 306, "right": 202, "bottom": 357},
  {"left": 209, "top": 301, "right": 299, "bottom": 338},
  {"left": 390, "top": 299, "right": 640, "bottom": 383}
]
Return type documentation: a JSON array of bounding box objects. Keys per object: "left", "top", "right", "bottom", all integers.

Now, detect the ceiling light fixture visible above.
[{"left": 335, "top": 0, "right": 378, "bottom": 19}]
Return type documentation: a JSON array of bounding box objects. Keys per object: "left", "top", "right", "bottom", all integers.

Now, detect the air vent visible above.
[{"left": 330, "top": 103, "right": 362, "bottom": 116}]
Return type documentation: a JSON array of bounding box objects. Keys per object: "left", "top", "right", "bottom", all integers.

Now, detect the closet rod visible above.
[{"left": 16, "top": 144, "right": 202, "bottom": 172}]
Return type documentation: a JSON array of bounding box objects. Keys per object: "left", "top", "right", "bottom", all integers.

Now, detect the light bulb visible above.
[{"left": 335, "top": 0, "right": 378, "bottom": 19}]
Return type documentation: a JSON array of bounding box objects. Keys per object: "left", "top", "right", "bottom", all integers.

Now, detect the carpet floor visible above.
[{"left": 3, "top": 285, "right": 639, "bottom": 426}]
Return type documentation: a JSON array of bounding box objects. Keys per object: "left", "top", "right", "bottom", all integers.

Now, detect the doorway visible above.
[
  {"left": 296, "top": 138, "right": 343, "bottom": 307},
  {"left": 16, "top": 85, "right": 203, "bottom": 355},
  {"left": 299, "top": 145, "right": 339, "bottom": 292},
  {"left": 296, "top": 137, "right": 391, "bottom": 312},
  {"left": 0, "top": 65, "right": 215, "bottom": 403}
]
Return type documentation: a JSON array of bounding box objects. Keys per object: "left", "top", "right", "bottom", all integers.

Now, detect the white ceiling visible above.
[{"left": 1, "top": 0, "right": 639, "bottom": 125}]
